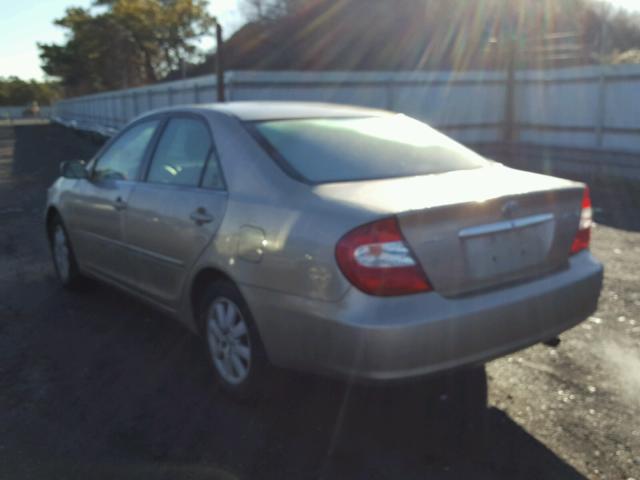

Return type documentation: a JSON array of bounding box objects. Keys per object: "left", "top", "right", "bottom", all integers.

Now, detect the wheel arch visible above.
[
  {"left": 189, "top": 267, "right": 270, "bottom": 360},
  {"left": 190, "top": 267, "right": 239, "bottom": 333},
  {"left": 45, "top": 206, "right": 61, "bottom": 240}
]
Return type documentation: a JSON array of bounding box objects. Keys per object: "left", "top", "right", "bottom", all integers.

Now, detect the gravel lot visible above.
[{"left": 1, "top": 123, "right": 639, "bottom": 479}]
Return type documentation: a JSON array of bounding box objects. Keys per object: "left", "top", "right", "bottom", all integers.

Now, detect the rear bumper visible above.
[{"left": 243, "top": 251, "right": 603, "bottom": 381}]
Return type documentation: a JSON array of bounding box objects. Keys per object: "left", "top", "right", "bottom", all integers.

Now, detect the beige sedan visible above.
[{"left": 46, "top": 102, "right": 603, "bottom": 398}]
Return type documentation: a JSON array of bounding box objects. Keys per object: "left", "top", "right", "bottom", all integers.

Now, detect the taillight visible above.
[
  {"left": 570, "top": 187, "right": 592, "bottom": 255},
  {"left": 335, "top": 217, "right": 432, "bottom": 296}
]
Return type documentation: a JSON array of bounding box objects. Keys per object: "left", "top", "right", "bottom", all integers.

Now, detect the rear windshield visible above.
[{"left": 251, "top": 114, "right": 488, "bottom": 183}]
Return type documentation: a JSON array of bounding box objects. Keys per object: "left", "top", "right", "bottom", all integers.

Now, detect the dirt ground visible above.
[{"left": 1, "top": 123, "right": 639, "bottom": 480}]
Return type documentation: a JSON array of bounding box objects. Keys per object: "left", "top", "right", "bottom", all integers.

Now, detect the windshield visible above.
[{"left": 251, "top": 114, "right": 489, "bottom": 183}]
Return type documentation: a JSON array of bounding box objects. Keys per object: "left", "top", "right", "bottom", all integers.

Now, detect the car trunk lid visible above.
[{"left": 316, "top": 165, "right": 585, "bottom": 296}]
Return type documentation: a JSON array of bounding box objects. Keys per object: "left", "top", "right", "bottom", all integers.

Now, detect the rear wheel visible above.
[
  {"left": 49, "top": 217, "right": 83, "bottom": 289},
  {"left": 199, "top": 281, "right": 270, "bottom": 400}
]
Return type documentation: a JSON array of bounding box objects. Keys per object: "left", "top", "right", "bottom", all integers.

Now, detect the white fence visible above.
[
  {"left": 515, "top": 65, "right": 640, "bottom": 153},
  {"left": 53, "top": 65, "right": 640, "bottom": 154}
]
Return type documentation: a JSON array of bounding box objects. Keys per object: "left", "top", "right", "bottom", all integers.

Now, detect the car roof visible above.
[{"left": 187, "top": 101, "right": 392, "bottom": 121}]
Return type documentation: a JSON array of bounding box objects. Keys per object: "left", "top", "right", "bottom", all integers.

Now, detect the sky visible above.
[{"left": 0, "top": 0, "right": 638, "bottom": 81}]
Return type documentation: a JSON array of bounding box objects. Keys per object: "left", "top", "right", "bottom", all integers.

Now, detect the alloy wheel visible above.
[{"left": 206, "top": 297, "right": 252, "bottom": 385}]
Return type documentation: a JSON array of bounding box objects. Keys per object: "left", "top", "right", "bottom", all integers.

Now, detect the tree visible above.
[
  {"left": 39, "top": 8, "right": 137, "bottom": 94},
  {"left": 39, "top": 0, "right": 215, "bottom": 95},
  {"left": 226, "top": 0, "right": 640, "bottom": 72},
  {"left": 0, "top": 77, "right": 60, "bottom": 106},
  {"left": 241, "top": 0, "right": 307, "bottom": 22},
  {"left": 242, "top": 0, "right": 271, "bottom": 22}
]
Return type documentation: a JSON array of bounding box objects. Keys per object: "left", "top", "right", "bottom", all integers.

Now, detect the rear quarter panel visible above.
[{"left": 184, "top": 112, "right": 371, "bottom": 314}]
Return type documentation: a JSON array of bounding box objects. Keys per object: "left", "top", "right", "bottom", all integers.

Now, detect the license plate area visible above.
[{"left": 461, "top": 216, "right": 555, "bottom": 280}]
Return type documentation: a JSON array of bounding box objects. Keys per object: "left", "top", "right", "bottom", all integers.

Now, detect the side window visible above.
[
  {"left": 146, "top": 117, "right": 214, "bottom": 187},
  {"left": 94, "top": 120, "right": 159, "bottom": 181},
  {"left": 201, "top": 150, "right": 225, "bottom": 190}
]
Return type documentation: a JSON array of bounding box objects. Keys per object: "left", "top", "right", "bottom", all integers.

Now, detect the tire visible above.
[
  {"left": 48, "top": 216, "right": 84, "bottom": 290},
  {"left": 198, "top": 281, "right": 271, "bottom": 400}
]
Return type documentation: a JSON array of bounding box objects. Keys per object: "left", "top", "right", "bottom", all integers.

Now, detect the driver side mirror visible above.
[{"left": 60, "top": 160, "right": 88, "bottom": 179}]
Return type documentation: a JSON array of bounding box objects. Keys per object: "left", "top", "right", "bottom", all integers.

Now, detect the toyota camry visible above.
[{"left": 45, "top": 102, "right": 604, "bottom": 398}]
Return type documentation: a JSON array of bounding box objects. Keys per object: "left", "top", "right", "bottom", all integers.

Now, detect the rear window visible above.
[{"left": 251, "top": 114, "right": 488, "bottom": 183}]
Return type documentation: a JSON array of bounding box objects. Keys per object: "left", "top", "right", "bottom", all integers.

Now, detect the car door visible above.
[
  {"left": 71, "top": 118, "right": 161, "bottom": 285},
  {"left": 123, "top": 114, "right": 228, "bottom": 307}
]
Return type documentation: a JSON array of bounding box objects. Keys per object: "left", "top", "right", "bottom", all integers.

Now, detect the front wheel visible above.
[
  {"left": 49, "top": 217, "right": 83, "bottom": 289},
  {"left": 199, "top": 281, "right": 270, "bottom": 400}
]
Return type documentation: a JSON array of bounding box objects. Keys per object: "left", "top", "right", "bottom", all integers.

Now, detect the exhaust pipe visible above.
[{"left": 543, "top": 337, "right": 561, "bottom": 348}]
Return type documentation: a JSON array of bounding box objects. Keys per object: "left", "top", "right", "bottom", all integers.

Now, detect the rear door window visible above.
[{"left": 146, "top": 117, "right": 214, "bottom": 187}]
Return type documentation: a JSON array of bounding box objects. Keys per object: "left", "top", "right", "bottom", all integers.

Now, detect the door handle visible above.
[
  {"left": 114, "top": 197, "right": 127, "bottom": 211},
  {"left": 190, "top": 208, "right": 214, "bottom": 225}
]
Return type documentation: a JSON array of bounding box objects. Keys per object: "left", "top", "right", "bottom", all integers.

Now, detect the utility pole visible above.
[
  {"left": 491, "top": 7, "right": 519, "bottom": 148},
  {"left": 596, "top": 21, "right": 609, "bottom": 149},
  {"left": 503, "top": 37, "right": 517, "bottom": 146},
  {"left": 215, "top": 22, "right": 225, "bottom": 102}
]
